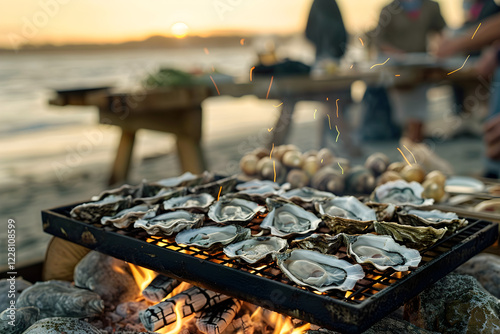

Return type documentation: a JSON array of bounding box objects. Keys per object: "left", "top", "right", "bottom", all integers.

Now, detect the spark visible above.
[
  {"left": 335, "top": 125, "right": 340, "bottom": 142},
  {"left": 250, "top": 66, "right": 255, "bottom": 81},
  {"left": 266, "top": 76, "right": 274, "bottom": 99},
  {"left": 209, "top": 75, "right": 220, "bottom": 95},
  {"left": 204, "top": 47, "right": 209, "bottom": 55},
  {"left": 273, "top": 160, "right": 276, "bottom": 182},
  {"left": 240, "top": 38, "right": 245, "bottom": 45},
  {"left": 268, "top": 127, "right": 273, "bottom": 132},
  {"left": 403, "top": 145, "right": 417, "bottom": 164},
  {"left": 350, "top": 64, "right": 354, "bottom": 69},
  {"left": 370, "top": 58, "right": 390, "bottom": 69},
  {"left": 397, "top": 147, "right": 411, "bottom": 166},
  {"left": 326, "top": 97, "right": 329, "bottom": 101},
  {"left": 217, "top": 186, "right": 222, "bottom": 201},
  {"left": 472, "top": 23, "right": 481, "bottom": 39},
  {"left": 327, "top": 114, "right": 332, "bottom": 130},
  {"left": 336, "top": 99, "right": 340, "bottom": 118},
  {"left": 395, "top": 74, "right": 400, "bottom": 77},
  {"left": 358, "top": 37, "right": 364, "bottom": 46},
  {"left": 321, "top": 159, "right": 323, "bottom": 163},
  {"left": 447, "top": 55, "right": 470, "bottom": 75},
  {"left": 269, "top": 143, "right": 274, "bottom": 159},
  {"left": 314, "top": 109, "right": 317, "bottom": 119},
  {"left": 273, "top": 102, "right": 283, "bottom": 107},
  {"left": 211, "top": 65, "right": 215, "bottom": 72},
  {"left": 338, "top": 162, "right": 344, "bottom": 174}
]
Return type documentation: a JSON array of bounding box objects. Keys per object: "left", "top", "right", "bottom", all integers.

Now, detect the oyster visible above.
[
  {"left": 275, "top": 249, "right": 364, "bottom": 292},
  {"left": 70, "top": 195, "right": 132, "bottom": 223},
  {"left": 260, "top": 198, "right": 321, "bottom": 237},
  {"left": 133, "top": 187, "right": 185, "bottom": 206},
  {"left": 91, "top": 184, "right": 140, "bottom": 201},
  {"left": 397, "top": 208, "right": 468, "bottom": 233},
  {"left": 342, "top": 234, "right": 421, "bottom": 271},
  {"left": 175, "top": 225, "right": 251, "bottom": 249},
  {"left": 372, "top": 180, "right": 434, "bottom": 206},
  {"left": 134, "top": 210, "right": 204, "bottom": 236},
  {"left": 291, "top": 233, "right": 343, "bottom": 254},
  {"left": 366, "top": 202, "right": 397, "bottom": 222},
  {"left": 373, "top": 221, "right": 447, "bottom": 251},
  {"left": 236, "top": 180, "right": 281, "bottom": 191},
  {"left": 281, "top": 187, "right": 335, "bottom": 203},
  {"left": 101, "top": 204, "right": 157, "bottom": 228},
  {"left": 189, "top": 175, "right": 238, "bottom": 199},
  {"left": 152, "top": 171, "right": 212, "bottom": 188},
  {"left": 237, "top": 185, "right": 281, "bottom": 198},
  {"left": 223, "top": 236, "right": 288, "bottom": 264},
  {"left": 163, "top": 193, "right": 214, "bottom": 211},
  {"left": 316, "top": 196, "right": 376, "bottom": 234},
  {"left": 208, "top": 197, "right": 265, "bottom": 224}
]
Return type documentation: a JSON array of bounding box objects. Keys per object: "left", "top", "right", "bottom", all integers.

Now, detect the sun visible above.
[{"left": 171, "top": 22, "right": 189, "bottom": 39}]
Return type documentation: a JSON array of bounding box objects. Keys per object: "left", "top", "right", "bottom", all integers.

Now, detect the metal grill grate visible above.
[{"left": 42, "top": 203, "right": 498, "bottom": 333}]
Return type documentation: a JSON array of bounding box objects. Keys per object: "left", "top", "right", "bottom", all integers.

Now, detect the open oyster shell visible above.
[
  {"left": 208, "top": 197, "right": 265, "bottom": 224},
  {"left": 70, "top": 195, "right": 132, "bottom": 223},
  {"left": 175, "top": 225, "right": 251, "bottom": 249},
  {"left": 91, "top": 184, "right": 140, "bottom": 201},
  {"left": 101, "top": 204, "right": 157, "bottom": 228},
  {"left": 291, "top": 233, "right": 343, "bottom": 254},
  {"left": 133, "top": 187, "right": 185, "bottom": 206},
  {"left": 281, "top": 187, "right": 335, "bottom": 205},
  {"left": 342, "top": 234, "right": 421, "bottom": 271},
  {"left": 151, "top": 171, "right": 213, "bottom": 188},
  {"left": 236, "top": 180, "right": 282, "bottom": 191},
  {"left": 316, "top": 196, "right": 377, "bottom": 234},
  {"left": 260, "top": 198, "right": 321, "bottom": 237},
  {"left": 223, "top": 236, "right": 288, "bottom": 264},
  {"left": 189, "top": 175, "right": 238, "bottom": 199},
  {"left": 275, "top": 249, "right": 364, "bottom": 292},
  {"left": 397, "top": 208, "right": 468, "bottom": 234},
  {"left": 366, "top": 202, "right": 397, "bottom": 221},
  {"left": 134, "top": 210, "right": 204, "bottom": 236},
  {"left": 372, "top": 180, "right": 434, "bottom": 206},
  {"left": 373, "top": 221, "right": 447, "bottom": 251},
  {"left": 163, "top": 193, "right": 214, "bottom": 211}
]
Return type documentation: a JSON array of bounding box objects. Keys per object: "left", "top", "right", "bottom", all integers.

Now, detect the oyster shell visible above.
[
  {"left": 316, "top": 196, "right": 376, "bottom": 234},
  {"left": 223, "top": 236, "right": 288, "bottom": 264},
  {"left": 163, "top": 193, "right": 214, "bottom": 211},
  {"left": 275, "top": 249, "right": 364, "bottom": 292},
  {"left": 397, "top": 208, "right": 468, "bottom": 234},
  {"left": 70, "top": 195, "right": 132, "bottom": 223},
  {"left": 366, "top": 202, "right": 397, "bottom": 222},
  {"left": 101, "top": 204, "right": 157, "bottom": 228},
  {"left": 91, "top": 184, "right": 140, "bottom": 201},
  {"left": 189, "top": 175, "right": 238, "bottom": 199},
  {"left": 281, "top": 187, "right": 335, "bottom": 203},
  {"left": 260, "top": 198, "right": 322, "bottom": 237},
  {"left": 373, "top": 221, "right": 447, "bottom": 251},
  {"left": 372, "top": 180, "right": 434, "bottom": 206},
  {"left": 152, "top": 171, "right": 212, "bottom": 188},
  {"left": 208, "top": 197, "right": 265, "bottom": 224},
  {"left": 133, "top": 187, "right": 185, "bottom": 206},
  {"left": 342, "top": 234, "right": 421, "bottom": 271},
  {"left": 236, "top": 180, "right": 281, "bottom": 191},
  {"left": 175, "top": 225, "right": 251, "bottom": 249},
  {"left": 291, "top": 233, "right": 343, "bottom": 254},
  {"left": 134, "top": 210, "right": 204, "bottom": 236}
]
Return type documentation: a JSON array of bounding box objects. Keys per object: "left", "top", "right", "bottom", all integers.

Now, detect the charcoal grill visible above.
[{"left": 42, "top": 203, "right": 498, "bottom": 333}]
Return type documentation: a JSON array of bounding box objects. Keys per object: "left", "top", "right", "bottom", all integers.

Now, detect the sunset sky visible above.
[{"left": 0, "top": 0, "right": 464, "bottom": 48}]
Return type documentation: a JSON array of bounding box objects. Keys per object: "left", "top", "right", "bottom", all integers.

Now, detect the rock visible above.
[
  {"left": 22, "top": 317, "right": 102, "bottom": 334},
  {"left": 74, "top": 251, "right": 140, "bottom": 307},
  {"left": 363, "top": 316, "right": 439, "bottom": 333},
  {"left": 17, "top": 280, "right": 103, "bottom": 319},
  {"left": 0, "top": 278, "right": 32, "bottom": 311},
  {"left": 407, "top": 274, "right": 500, "bottom": 333},
  {"left": 0, "top": 306, "right": 39, "bottom": 334},
  {"left": 455, "top": 253, "right": 500, "bottom": 298}
]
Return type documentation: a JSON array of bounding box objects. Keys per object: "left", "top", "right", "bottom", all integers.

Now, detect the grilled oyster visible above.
[
  {"left": 282, "top": 187, "right": 335, "bottom": 203},
  {"left": 70, "top": 195, "right": 132, "bottom": 223},
  {"left": 133, "top": 187, "right": 185, "bottom": 206},
  {"left": 236, "top": 180, "right": 281, "bottom": 191},
  {"left": 342, "top": 234, "right": 421, "bottom": 271},
  {"left": 101, "top": 204, "right": 157, "bottom": 228},
  {"left": 152, "top": 171, "right": 212, "bottom": 188},
  {"left": 291, "top": 233, "right": 343, "bottom": 254},
  {"left": 134, "top": 210, "right": 204, "bottom": 236},
  {"left": 223, "top": 236, "right": 288, "bottom": 264},
  {"left": 397, "top": 208, "right": 468, "bottom": 234},
  {"left": 208, "top": 197, "right": 265, "bottom": 224},
  {"left": 275, "top": 249, "right": 364, "bottom": 292},
  {"left": 260, "top": 198, "right": 321, "bottom": 237},
  {"left": 175, "top": 225, "right": 251, "bottom": 249},
  {"left": 163, "top": 193, "right": 214, "bottom": 211},
  {"left": 91, "top": 184, "right": 140, "bottom": 201},
  {"left": 189, "top": 175, "right": 238, "bottom": 199},
  {"left": 316, "top": 196, "right": 377, "bottom": 234},
  {"left": 372, "top": 180, "right": 434, "bottom": 206},
  {"left": 366, "top": 202, "right": 397, "bottom": 222},
  {"left": 373, "top": 221, "right": 447, "bottom": 251}
]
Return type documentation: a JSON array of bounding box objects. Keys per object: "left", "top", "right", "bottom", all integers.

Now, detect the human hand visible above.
[
  {"left": 434, "top": 38, "right": 461, "bottom": 58},
  {"left": 484, "top": 114, "right": 500, "bottom": 161}
]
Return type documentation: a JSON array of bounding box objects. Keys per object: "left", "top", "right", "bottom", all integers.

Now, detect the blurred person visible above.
[
  {"left": 374, "top": 0, "right": 446, "bottom": 142},
  {"left": 437, "top": 11, "right": 500, "bottom": 177}
]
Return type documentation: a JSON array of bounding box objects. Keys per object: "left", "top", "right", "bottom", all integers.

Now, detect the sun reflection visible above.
[{"left": 171, "top": 22, "right": 189, "bottom": 38}]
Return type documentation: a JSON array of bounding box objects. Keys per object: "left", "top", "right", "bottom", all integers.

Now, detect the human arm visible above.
[{"left": 485, "top": 113, "right": 500, "bottom": 160}]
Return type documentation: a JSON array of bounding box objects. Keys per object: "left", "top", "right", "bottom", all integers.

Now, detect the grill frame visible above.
[{"left": 42, "top": 203, "right": 498, "bottom": 334}]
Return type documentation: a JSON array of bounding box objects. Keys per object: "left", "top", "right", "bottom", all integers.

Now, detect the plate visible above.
[{"left": 445, "top": 176, "right": 485, "bottom": 194}]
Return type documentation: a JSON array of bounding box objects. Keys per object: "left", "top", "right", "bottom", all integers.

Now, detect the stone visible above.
[
  {"left": 455, "top": 253, "right": 500, "bottom": 299},
  {"left": 363, "top": 316, "right": 439, "bottom": 333},
  {"left": 0, "top": 278, "right": 32, "bottom": 312},
  {"left": 0, "top": 306, "right": 39, "bottom": 334},
  {"left": 407, "top": 274, "right": 500, "bottom": 334},
  {"left": 22, "top": 317, "right": 102, "bottom": 334}
]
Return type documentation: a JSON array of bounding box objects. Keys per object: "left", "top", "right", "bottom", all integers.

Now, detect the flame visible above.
[
  {"left": 292, "top": 322, "right": 311, "bottom": 334},
  {"left": 392, "top": 272, "right": 403, "bottom": 279},
  {"left": 344, "top": 291, "right": 353, "bottom": 298},
  {"left": 250, "top": 306, "right": 310, "bottom": 334},
  {"left": 128, "top": 263, "right": 157, "bottom": 292},
  {"left": 156, "top": 301, "right": 196, "bottom": 334},
  {"left": 167, "top": 281, "right": 191, "bottom": 300}
]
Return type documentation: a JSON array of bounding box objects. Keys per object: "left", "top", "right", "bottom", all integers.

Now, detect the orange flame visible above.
[
  {"left": 128, "top": 264, "right": 157, "bottom": 292},
  {"left": 156, "top": 301, "right": 196, "bottom": 334},
  {"left": 250, "top": 306, "right": 310, "bottom": 334}
]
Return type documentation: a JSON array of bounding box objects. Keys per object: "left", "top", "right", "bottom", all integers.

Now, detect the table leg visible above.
[
  {"left": 269, "top": 97, "right": 296, "bottom": 148},
  {"left": 109, "top": 129, "right": 136, "bottom": 185},
  {"left": 176, "top": 135, "right": 206, "bottom": 174}
]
